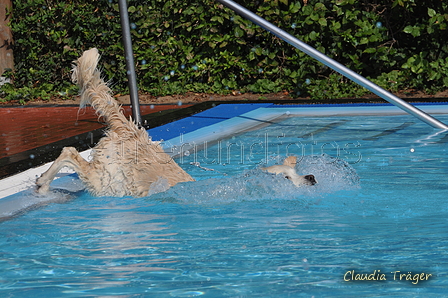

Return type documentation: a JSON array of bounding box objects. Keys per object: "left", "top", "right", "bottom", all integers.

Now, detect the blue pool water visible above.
[{"left": 1, "top": 107, "right": 448, "bottom": 297}]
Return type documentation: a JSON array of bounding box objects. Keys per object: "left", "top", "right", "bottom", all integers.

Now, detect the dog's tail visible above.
[{"left": 71, "top": 48, "right": 128, "bottom": 129}]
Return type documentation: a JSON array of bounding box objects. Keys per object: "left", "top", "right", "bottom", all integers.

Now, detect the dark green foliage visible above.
[{"left": 2, "top": 0, "right": 448, "bottom": 102}]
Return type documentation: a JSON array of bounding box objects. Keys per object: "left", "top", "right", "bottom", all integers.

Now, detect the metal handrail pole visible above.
[
  {"left": 118, "top": 0, "right": 142, "bottom": 125},
  {"left": 216, "top": 0, "right": 448, "bottom": 130}
]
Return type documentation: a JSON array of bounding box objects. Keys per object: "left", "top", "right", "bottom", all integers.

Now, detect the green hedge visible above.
[{"left": 2, "top": 0, "right": 448, "bottom": 102}]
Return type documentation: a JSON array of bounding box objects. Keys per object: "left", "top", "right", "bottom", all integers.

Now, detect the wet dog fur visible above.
[
  {"left": 261, "top": 156, "right": 317, "bottom": 187},
  {"left": 36, "top": 48, "right": 194, "bottom": 197}
]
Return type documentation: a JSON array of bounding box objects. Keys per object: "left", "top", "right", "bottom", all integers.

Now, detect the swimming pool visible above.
[{"left": 1, "top": 103, "right": 448, "bottom": 297}]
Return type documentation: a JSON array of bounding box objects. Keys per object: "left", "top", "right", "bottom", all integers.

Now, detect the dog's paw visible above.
[
  {"left": 36, "top": 176, "right": 50, "bottom": 194},
  {"left": 36, "top": 175, "right": 48, "bottom": 186},
  {"left": 35, "top": 184, "right": 50, "bottom": 195}
]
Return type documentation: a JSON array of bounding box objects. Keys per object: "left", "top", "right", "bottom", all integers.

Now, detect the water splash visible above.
[
  {"left": 150, "top": 154, "right": 360, "bottom": 205},
  {"left": 295, "top": 154, "right": 360, "bottom": 193},
  {"left": 8, "top": 155, "right": 360, "bottom": 214}
]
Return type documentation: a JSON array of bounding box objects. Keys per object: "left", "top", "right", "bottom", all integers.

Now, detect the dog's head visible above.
[{"left": 261, "top": 156, "right": 317, "bottom": 187}]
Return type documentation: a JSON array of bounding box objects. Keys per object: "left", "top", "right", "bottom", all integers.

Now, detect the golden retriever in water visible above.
[{"left": 36, "top": 48, "right": 194, "bottom": 197}]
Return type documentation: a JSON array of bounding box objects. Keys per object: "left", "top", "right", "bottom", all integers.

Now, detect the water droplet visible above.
[
  {"left": 291, "top": 23, "right": 297, "bottom": 29},
  {"left": 130, "top": 23, "right": 137, "bottom": 30},
  {"left": 150, "top": 104, "right": 154, "bottom": 109},
  {"left": 181, "top": 64, "right": 185, "bottom": 70},
  {"left": 170, "top": 70, "right": 175, "bottom": 76},
  {"left": 141, "top": 60, "right": 146, "bottom": 65},
  {"left": 258, "top": 68, "right": 263, "bottom": 73},
  {"left": 410, "top": 148, "right": 415, "bottom": 152},
  {"left": 376, "top": 21, "right": 382, "bottom": 28},
  {"left": 30, "top": 154, "right": 35, "bottom": 159},
  {"left": 192, "top": 65, "right": 198, "bottom": 71},
  {"left": 184, "top": 150, "right": 190, "bottom": 156},
  {"left": 164, "top": 76, "right": 169, "bottom": 81},
  {"left": 177, "top": 100, "right": 183, "bottom": 106},
  {"left": 305, "top": 78, "right": 311, "bottom": 85}
]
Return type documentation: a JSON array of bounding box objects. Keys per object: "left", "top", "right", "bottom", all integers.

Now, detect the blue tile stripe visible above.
[{"left": 147, "top": 103, "right": 273, "bottom": 141}]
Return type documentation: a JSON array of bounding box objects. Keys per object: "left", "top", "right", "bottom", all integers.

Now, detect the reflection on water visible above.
[
  {"left": 0, "top": 197, "right": 183, "bottom": 293},
  {"left": 1, "top": 177, "right": 447, "bottom": 296}
]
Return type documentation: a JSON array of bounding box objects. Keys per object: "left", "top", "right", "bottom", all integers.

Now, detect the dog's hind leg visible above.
[{"left": 36, "top": 147, "right": 90, "bottom": 194}]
